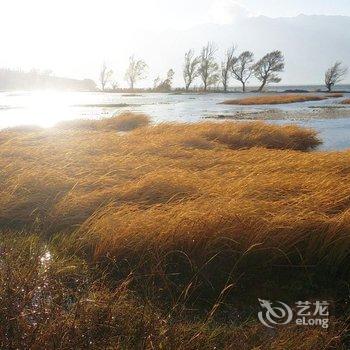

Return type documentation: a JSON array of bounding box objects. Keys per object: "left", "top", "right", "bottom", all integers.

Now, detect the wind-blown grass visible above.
[
  {"left": 325, "top": 93, "right": 344, "bottom": 98},
  {"left": 222, "top": 94, "right": 327, "bottom": 105},
  {"left": 0, "top": 120, "right": 321, "bottom": 230},
  {"left": 1, "top": 232, "right": 345, "bottom": 349},
  {"left": 1, "top": 114, "right": 350, "bottom": 348},
  {"left": 56, "top": 112, "right": 150, "bottom": 131}
]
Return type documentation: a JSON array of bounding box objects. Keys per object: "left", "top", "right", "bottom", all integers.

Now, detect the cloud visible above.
[{"left": 209, "top": 0, "right": 251, "bottom": 24}]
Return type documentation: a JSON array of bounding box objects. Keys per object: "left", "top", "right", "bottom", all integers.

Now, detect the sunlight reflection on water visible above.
[
  {"left": 1, "top": 91, "right": 350, "bottom": 151},
  {"left": 28, "top": 248, "right": 52, "bottom": 326}
]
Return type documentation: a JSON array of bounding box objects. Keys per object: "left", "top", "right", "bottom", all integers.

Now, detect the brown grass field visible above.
[
  {"left": 1, "top": 113, "right": 349, "bottom": 349},
  {"left": 341, "top": 98, "right": 350, "bottom": 104},
  {"left": 326, "top": 93, "right": 344, "bottom": 98},
  {"left": 56, "top": 112, "right": 150, "bottom": 131},
  {"left": 222, "top": 94, "right": 328, "bottom": 105}
]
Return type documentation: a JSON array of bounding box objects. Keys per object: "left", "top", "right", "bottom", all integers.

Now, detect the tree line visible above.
[
  {"left": 100, "top": 43, "right": 348, "bottom": 93},
  {"left": 183, "top": 43, "right": 285, "bottom": 93}
]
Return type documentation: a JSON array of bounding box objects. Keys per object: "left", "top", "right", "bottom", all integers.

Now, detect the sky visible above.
[
  {"left": 216, "top": 0, "right": 350, "bottom": 18},
  {"left": 0, "top": 0, "right": 349, "bottom": 86}
]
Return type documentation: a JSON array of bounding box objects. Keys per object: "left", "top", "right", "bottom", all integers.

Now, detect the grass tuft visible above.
[
  {"left": 55, "top": 112, "right": 150, "bottom": 131},
  {"left": 325, "top": 93, "right": 344, "bottom": 98},
  {"left": 222, "top": 94, "right": 327, "bottom": 105}
]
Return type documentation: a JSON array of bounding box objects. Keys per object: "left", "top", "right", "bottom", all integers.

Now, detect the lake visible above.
[{"left": 1, "top": 90, "right": 350, "bottom": 151}]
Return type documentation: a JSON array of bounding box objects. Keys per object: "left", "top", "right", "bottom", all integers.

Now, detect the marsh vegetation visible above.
[
  {"left": 1, "top": 113, "right": 350, "bottom": 348},
  {"left": 222, "top": 94, "right": 329, "bottom": 105}
]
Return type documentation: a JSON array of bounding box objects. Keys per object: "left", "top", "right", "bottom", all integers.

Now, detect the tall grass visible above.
[
  {"left": 0, "top": 232, "right": 346, "bottom": 349},
  {"left": 0, "top": 120, "right": 321, "bottom": 230},
  {"left": 1, "top": 114, "right": 350, "bottom": 348},
  {"left": 56, "top": 112, "right": 150, "bottom": 131},
  {"left": 222, "top": 94, "right": 327, "bottom": 105},
  {"left": 326, "top": 93, "right": 344, "bottom": 98}
]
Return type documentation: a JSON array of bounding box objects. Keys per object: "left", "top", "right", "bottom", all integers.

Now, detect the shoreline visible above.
[{"left": 206, "top": 106, "right": 350, "bottom": 121}]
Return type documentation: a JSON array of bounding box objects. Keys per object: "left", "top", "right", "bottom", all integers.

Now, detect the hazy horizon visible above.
[{"left": 2, "top": 1, "right": 350, "bottom": 88}]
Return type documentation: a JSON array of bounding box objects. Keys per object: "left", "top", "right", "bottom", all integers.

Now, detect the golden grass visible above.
[
  {"left": 0, "top": 119, "right": 325, "bottom": 240},
  {"left": 326, "top": 93, "right": 344, "bottom": 98},
  {"left": 0, "top": 115, "right": 337, "bottom": 280},
  {"left": 2, "top": 124, "right": 44, "bottom": 132},
  {"left": 222, "top": 94, "right": 327, "bottom": 105},
  {"left": 56, "top": 112, "right": 150, "bottom": 131},
  {"left": 1, "top": 232, "right": 347, "bottom": 349},
  {"left": 0, "top": 120, "right": 321, "bottom": 230},
  {"left": 2, "top": 114, "right": 350, "bottom": 347}
]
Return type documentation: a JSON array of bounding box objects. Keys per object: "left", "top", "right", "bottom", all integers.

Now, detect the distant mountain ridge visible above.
[
  {"left": 0, "top": 68, "right": 96, "bottom": 91},
  {"left": 2, "top": 15, "right": 349, "bottom": 90}
]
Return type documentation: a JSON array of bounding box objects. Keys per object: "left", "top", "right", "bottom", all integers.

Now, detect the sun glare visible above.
[{"left": 2, "top": 91, "right": 76, "bottom": 129}]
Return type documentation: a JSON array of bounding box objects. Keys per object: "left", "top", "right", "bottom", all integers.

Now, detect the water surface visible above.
[{"left": 1, "top": 91, "right": 349, "bottom": 151}]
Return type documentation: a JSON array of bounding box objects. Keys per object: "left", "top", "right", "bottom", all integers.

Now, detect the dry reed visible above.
[
  {"left": 56, "top": 112, "right": 150, "bottom": 131},
  {"left": 325, "top": 93, "right": 344, "bottom": 98},
  {"left": 1, "top": 114, "right": 350, "bottom": 348},
  {"left": 222, "top": 94, "right": 327, "bottom": 105}
]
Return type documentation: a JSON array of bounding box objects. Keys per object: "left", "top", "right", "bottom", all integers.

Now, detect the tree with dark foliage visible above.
[{"left": 254, "top": 50, "right": 285, "bottom": 92}]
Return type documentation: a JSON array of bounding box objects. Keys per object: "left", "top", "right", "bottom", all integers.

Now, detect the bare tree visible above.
[
  {"left": 111, "top": 80, "right": 118, "bottom": 91},
  {"left": 231, "top": 51, "right": 254, "bottom": 92},
  {"left": 220, "top": 46, "right": 235, "bottom": 92},
  {"left": 124, "top": 55, "right": 148, "bottom": 90},
  {"left": 198, "top": 42, "right": 219, "bottom": 91},
  {"left": 99, "top": 62, "right": 113, "bottom": 91},
  {"left": 325, "top": 62, "right": 348, "bottom": 92},
  {"left": 183, "top": 49, "right": 200, "bottom": 91},
  {"left": 253, "top": 50, "right": 285, "bottom": 92}
]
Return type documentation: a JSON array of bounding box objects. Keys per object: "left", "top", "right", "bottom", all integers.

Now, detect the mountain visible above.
[
  {"left": 141, "top": 15, "right": 350, "bottom": 87},
  {"left": 0, "top": 69, "right": 96, "bottom": 91}
]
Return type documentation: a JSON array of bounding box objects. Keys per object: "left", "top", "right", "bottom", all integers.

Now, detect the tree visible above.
[
  {"left": 99, "top": 62, "right": 113, "bottom": 91},
  {"left": 254, "top": 50, "right": 285, "bottom": 92},
  {"left": 111, "top": 80, "right": 118, "bottom": 91},
  {"left": 153, "top": 76, "right": 161, "bottom": 89},
  {"left": 198, "top": 42, "right": 219, "bottom": 91},
  {"left": 154, "top": 69, "right": 175, "bottom": 92},
  {"left": 124, "top": 55, "right": 147, "bottom": 90},
  {"left": 220, "top": 46, "right": 235, "bottom": 92},
  {"left": 183, "top": 49, "right": 200, "bottom": 91},
  {"left": 166, "top": 69, "right": 175, "bottom": 88},
  {"left": 231, "top": 51, "right": 254, "bottom": 92},
  {"left": 325, "top": 62, "right": 348, "bottom": 92}
]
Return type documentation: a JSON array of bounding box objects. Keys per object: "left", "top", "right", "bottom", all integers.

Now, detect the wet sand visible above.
[{"left": 209, "top": 106, "right": 350, "bottom": 121}]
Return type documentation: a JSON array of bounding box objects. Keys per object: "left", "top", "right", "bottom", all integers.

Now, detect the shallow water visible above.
[
  {"left": 0, "top": 91, "right": 349, "bottom": 151},
  {"left": 272, "top": 118, "right": 350, "bottom": 151}
]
